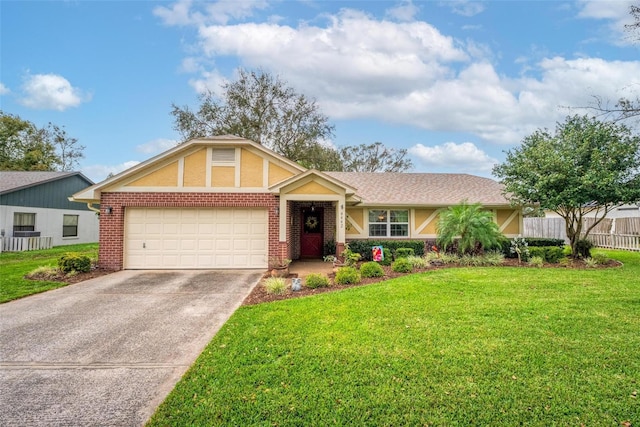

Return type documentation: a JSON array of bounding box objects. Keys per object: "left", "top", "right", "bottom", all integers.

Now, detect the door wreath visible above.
[{"left": 305, "top": 216, "right": 319, "bottom": 230}]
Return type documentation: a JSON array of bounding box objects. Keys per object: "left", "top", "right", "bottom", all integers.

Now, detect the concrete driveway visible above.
[{"left": 0, "top": 269, "right": 262, "bottom": 426}]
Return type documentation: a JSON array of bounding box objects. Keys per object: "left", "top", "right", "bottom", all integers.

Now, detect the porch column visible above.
[{"left": 336, "top": 198, "right": 346, "bottom": 255}]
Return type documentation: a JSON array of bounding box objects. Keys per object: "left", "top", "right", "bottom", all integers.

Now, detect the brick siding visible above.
[{"left": 99, "top": 192, "right": 280, "bottom": 270}]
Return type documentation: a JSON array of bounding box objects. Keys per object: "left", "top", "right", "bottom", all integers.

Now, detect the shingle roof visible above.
[
  {"left": 325, "top": 172, "right": 510, "bottom": 206},
  {"left": 0, "top": 171, "right": 82, "bottom": 194}
]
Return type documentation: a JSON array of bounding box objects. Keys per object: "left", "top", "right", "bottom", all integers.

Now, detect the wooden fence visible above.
[
  {"left": 523, "top": 217, "right": 640, "bottom": 252},
  {"left": 0, "top": 236, "right": 53, "bottom": 253}
]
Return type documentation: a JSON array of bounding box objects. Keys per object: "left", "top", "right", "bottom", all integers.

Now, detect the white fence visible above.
[
  {"left": 0, "top": 236, "right": 54, "bottom": 253},
  {"left": 523, "top": 217, "right": 640, "bottom": 252}
]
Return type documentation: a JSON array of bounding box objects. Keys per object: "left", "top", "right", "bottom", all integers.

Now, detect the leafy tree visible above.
[
  {"left": 297, "top": 143, "right": 344, "bottom": 171},
  {"left": 493, "top": 115, "right": 640, "bottom": 257},
  {"left": 171, "top": 68, "right": 335, "bottom": 166},
  {"left": 436, "top": 201, "right": 504, "bottom": 255},
  {"left": 339, "top": 142, "right": 413, "bottom": 172},
  {"left": 0, "top": 111, "right": 84, "bottom": 171}
]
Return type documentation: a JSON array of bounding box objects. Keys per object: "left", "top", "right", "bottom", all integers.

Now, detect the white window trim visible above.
[{"left": 368, "top": 209, "right": 409, "bottom": 238}]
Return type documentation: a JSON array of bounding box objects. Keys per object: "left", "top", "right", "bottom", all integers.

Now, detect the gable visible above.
[
  {"left": 288, "top": 181, "right": 340, "bottom": 195},
  {"left": 106, "top": 145, "right": 301, "bottom": 193}
]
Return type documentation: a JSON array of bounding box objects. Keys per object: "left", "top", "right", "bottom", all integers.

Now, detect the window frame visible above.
[
  {"left": 13, "top": 212, "right": 36, "bottom": 233},
  {"left": 62, "top": 214, "right": 79, "bottom": 238},
  {"left": 368, "top": 209, "right": 409, "bottom": 238}
]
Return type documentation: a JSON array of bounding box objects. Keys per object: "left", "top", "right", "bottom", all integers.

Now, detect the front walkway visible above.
[{"left": 289, "top": 259, "right": 334, "bottom": 279}]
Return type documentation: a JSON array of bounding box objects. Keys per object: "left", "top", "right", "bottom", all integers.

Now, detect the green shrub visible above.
[
  {"left": 335, "top": 267, "right": 361, "bottom": 285},
  {"left": 592, "top": 253, "right": 610, "bottom": 265},
  {"left": 406, "top": 255, "right": 429, "bottom": 269},
  {"left": 305, "top": 273, "right": 330, "bottom": 289},
  {"left": 58, "top": 252, "right": 91, "bottom": 273},
  {"left": 440, "top": 253, "right": 460, "bottom": 264},
  {"left": 341, "top": 245, "right": 362, "bottom": 267},
  {"left": 584, "top": 257, "right": 598, "bottom": 268},
  {"left": 482, "top": 250, "right": 505, "bottom": 266},
  {"left": 263, "top": 277, "right": 286, "bottom": 295},
  {"left": 529, "top": 256, "right": 544, "bottom": 268},
  {"left": 558, "top": 257, "right": 571, "bottom": 267},
  {"left": 525, "top": 238, "right": 565, "bottom": 247},
  {"left": 347, "top": 240, "right": 425, "bottom": 260},
  {"left": 360, "top": 261, "right": 385, "bottom": 278},
  {"left": 26, "top": 265, "right": 59, "bottom": 278},
  {"left": 378, "top": 248, "right": 393, "bottom": 266},
  {"left": 391, "top": 258, "right": 413, "bottom": 273},
  {"left": 323, "top": 239, "right": 336, "bottom": 256},
  {"left": 543, "top": 246, "right": 565, "bottom": 263},
  {"left": 575, "top": 239, "right": 593, "bottom": 258},
  {"left": 394, "top": 248, "right": 415, "bottom": 259}
]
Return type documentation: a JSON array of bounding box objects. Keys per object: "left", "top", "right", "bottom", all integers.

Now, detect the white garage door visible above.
[{"left": 125, "top": 208, "right": 268, "bottom": 269}]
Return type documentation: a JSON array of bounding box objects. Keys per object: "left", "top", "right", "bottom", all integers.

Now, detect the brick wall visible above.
[{"left": 99, "top": 192, "right": 279, "bottom": 270}]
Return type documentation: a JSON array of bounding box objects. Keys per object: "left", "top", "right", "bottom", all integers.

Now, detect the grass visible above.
[
  {"left": 149, "top": 249, "right": 640, "bottom": 426},
  {"left": 0, "top": 243, "right": 98, "bottom": 303}
]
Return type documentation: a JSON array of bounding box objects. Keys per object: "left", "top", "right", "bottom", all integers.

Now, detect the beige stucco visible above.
[
  {"left": 414, "top": 208, "right": 439, "bottom": 234},
  {"left": 127, "top": 161, "right": 178, "bottom": 187},
  {"left": 268, "top": 163, "right": 295, "bottom": 186},
  {"left": 288, "top": 181, "right": 339, "bottom": 195},
  {"left": 183, "top": 149, "right": 207, "bottom": 187},
  {"left": 497, "top": 209, "right": 521, "bottom": 234},
  {"left": 211, "top": 166, "right": 235, "bottom": 187},
  {"left": 346, "top": 208, "right": 363, "bottom": 230},
  {"left": 240, "top": 149, "right": 264, "bottom": 187}
]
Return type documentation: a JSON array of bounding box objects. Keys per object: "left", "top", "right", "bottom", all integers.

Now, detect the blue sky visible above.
[{"left": 1, "top": 0, "right": 638, "bottom": 182}]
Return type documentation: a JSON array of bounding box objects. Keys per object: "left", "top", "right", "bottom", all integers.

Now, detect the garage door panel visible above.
[{"left": 125, "top": 208, "right": 267, "bottom": 269}]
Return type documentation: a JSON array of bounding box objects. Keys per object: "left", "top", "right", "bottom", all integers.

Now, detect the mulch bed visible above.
[
  {"left": 242, "top": 257, "right": 622, "bottom": 306},
  {"left": 26, "top": 267, "right": 116, "bottom": 284}
]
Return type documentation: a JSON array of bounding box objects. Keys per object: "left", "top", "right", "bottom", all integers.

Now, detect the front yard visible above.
[{"left": 148, "top": 249, "right": 639, "bottom": 426}]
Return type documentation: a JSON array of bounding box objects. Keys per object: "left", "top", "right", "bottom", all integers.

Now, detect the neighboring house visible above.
[
  {"left": 545, "top": 204, "right": 640, "bottom": 219},
  {"left": 71, "top": 136, "right": 522, "bottom": 270},
  {"left": 0, "top": 171, "right": 99, "bottom": 247}
]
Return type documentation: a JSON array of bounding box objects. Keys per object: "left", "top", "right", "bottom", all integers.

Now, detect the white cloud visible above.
[
  {"left": 576, "top": 0, "right": 636, "bottom": 44},
  {"left": 444, "top": 1, "right": 486, "bottom": 17},
  {"left": 136, "top": 138, "right": 178, "bottom": 155},
  {"left": 164, "top": 4, "right": 639, "bottom": 145},
  {"left": 154, "top": 0, "right": 269, "bottom": 26},
  {"left": 0, "top": 83, "right": 9, "bottom": 95},
  {"left": 19, "top": 73, "right": 89, "bottom": 111},
  {"left": 409, "top": 142, "right": 498, "bottom": 172},
  {"left": 385, "top": 1, "right": 420, "bottom": 22},
  {"left": 82, "top": 161, "right": 140, "bottom": 183}
]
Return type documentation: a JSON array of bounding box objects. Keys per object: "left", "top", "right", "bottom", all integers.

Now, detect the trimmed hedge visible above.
[
  {"left": 360, "top": 262, "right": 385, "bottom": 278},
  {"left": 347, "top": 240, "right": 425, "bottom": 261},
  {"left": 528, "top": 246, "right": 565, "bottom": 263},
  {"left": 394, "top": 248, "right": 415, "bottom": 259},
  {"left": 501, "top": 237, "right": 566, "bottom": 258}
]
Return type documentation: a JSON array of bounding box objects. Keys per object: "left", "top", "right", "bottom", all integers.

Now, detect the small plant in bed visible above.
[
  {"left": 305, "top": 273, "right": 330, "bottom": 289},
  {"left": 263, "top": 277, "right": 287, "bottom": 295},
  {"left": 360, "top": 261, "right": 384, "bottom": 278},
  {"left": 335, "top": 266, "right": 361, "bottom": 285}
]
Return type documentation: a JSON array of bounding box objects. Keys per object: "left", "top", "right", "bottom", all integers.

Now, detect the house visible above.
[
  {"left": 71, "top": 136, "right": 522, "bottom": 270},
  {"left": 0, "top": 171, "right": 99, "bottom": 247}
]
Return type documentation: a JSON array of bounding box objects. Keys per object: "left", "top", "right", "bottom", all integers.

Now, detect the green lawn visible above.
[
  {"left": 0, "top": 243, "right": 98, "bottom": 303},
  {"left": 149, "top": 250, "right": 640, "bottom": 426}
]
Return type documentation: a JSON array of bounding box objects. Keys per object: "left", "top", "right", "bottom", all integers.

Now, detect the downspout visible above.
[{"left": 86, "top": 203, "right": 101, "bottom": 214}]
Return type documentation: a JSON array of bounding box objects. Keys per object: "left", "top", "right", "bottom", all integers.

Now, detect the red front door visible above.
[{"left": 300, "top": 208, "right": 323, "bottom": 258}]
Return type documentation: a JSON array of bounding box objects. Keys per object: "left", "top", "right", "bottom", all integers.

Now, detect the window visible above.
[
  {"left": 368, "top": 209, "right": 409, "bottom": 237},
  {"left": 63, "top": 214, "right": 79, "bottom": 237},
  {"left": 13, "top": 213, "right": 35, "bottom": 232}
]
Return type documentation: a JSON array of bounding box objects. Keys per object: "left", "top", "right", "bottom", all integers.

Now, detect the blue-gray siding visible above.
[{"left": 0, "top": 175, "right": 94, "bottom": 211}]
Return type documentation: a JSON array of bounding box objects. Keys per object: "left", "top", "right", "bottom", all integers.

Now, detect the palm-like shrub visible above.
[{"left": 436, "top": 201, "right": 504, "bottom": 255}]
